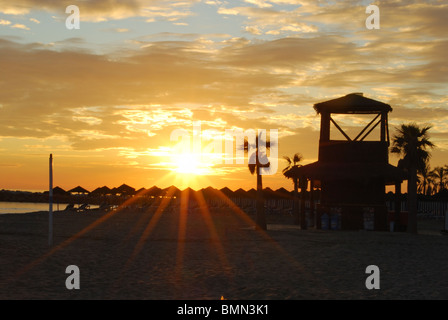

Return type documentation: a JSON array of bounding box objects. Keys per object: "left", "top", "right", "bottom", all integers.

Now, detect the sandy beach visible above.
[{"left": 0, "top": 207, "right": 447, "bottom": 300}]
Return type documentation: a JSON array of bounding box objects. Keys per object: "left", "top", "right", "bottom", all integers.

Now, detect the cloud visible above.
[
  {"left": 244, "top": 25, "right": 262, "bottom": 35},
  {"left": 219, "top": 36, "right": 359, "bottom": 70},
  {"left": 217, "top": 4, "right": 318, "bottom": 35},
  {"left": 0, "top": 19, "right": 11, "bottom": 25},
  {"left": 244, "top": 0, "right": 273, "bottom": 8},
  {"left": 0, "top": 0, "right": 199, "bottom": 22},
  {"left": 0, "top": 37, "right": 293, "bottom": 154},
  {"left": 0, "top": 1, "right": 447, "bottom": 186},
  {"left": 0, "top": 20, "right": 445, "bottom": 149},
  {"left": 11, "top": 23, "right": 30, "bottom": 30},
  {"left": 102, "top": 28, "right": 130, "bottom": 33}
]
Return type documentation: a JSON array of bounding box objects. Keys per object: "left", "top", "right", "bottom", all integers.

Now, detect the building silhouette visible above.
[{"left": 292, "top": 93, "right": 407, "bottom": 230}]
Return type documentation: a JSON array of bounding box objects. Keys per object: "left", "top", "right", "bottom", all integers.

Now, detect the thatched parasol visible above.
[
  {"left": 91, "top": 186, "right": 111, "bottom": 196},
  {"left": 68, "top": 186, "right": 90, "bottom": 194},
  {"left": 52, "top": 186, "right": 67, "bottom": 195},
  {"left": 115, "top": 184, "right": 135, "bottom": 196}
]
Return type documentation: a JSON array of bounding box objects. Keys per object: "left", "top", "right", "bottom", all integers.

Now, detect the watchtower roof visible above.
[{"left": 314, "top": 93, "right": 392, "bottom": 114}]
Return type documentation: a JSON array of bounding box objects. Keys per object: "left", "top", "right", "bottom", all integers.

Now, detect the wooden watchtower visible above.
[{"left": 294, "top": 93, "right": 407, "bottom": 231}]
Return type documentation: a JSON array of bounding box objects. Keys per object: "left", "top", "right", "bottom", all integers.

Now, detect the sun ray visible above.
[
  {"left": 5, "top": 194, "right": 144, "bottom": 285},
  {"left": 123, "top": 186, "right": 177, "bottom": 269},
  {"left": 174, "top": 187, "right": 189, "bottom": 280},
  {"left": 3, "top": 151, "right": 328, "bottom": 296},
  {"left": 194, "top": 189, "right": 231, "bottom": 273},
  {"left": 204, "top": 189, "right": 333, "bottom": 289}
]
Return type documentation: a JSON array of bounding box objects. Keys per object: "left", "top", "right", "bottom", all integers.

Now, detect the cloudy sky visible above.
[{"left": 0, "top": 0, "right": 447, "bottom": 192}]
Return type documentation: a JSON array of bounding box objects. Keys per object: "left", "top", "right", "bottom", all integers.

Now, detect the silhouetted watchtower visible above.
[{"left": 294, "top": 93, "right": 406, "bottom": 231}]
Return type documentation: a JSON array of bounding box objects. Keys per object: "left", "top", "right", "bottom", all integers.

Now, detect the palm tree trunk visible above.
[
  {"left": 408, "top": 165, "right": 418, "bottom": 234},
  {"left": 423, "top": 181, "right": 426, "bottom": 196},
  {"left": 256, "top": 168, "right": 267, "bottom": 230},
  {"left": 293, "top": 178, "right": 299, "bottom": 225}
]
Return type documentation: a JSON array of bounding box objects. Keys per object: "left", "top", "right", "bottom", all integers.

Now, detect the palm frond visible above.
[
  {"left": 283, "top": 156, "right": 292, "bottom": 165},
  {"left": 391, "top": 123, "right": 435, "bottom": 170},
  {"left": 248, "top": 163, "right": 256, "bottom": 175},
  {"left": 293, "top": 153, "right": 303, "bottom": 164}
]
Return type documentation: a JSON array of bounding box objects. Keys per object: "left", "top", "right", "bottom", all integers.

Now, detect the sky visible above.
[{"left": 0, "top": 0, "right": 447, "bottom": 192}]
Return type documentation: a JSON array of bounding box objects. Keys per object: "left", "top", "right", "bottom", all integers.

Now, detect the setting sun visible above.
[
  {"left": 0, "top": 0, "right": 447, "bottom": 303},
  {"left": 171, "top": 152, "right": 213, "bottom": 176}
]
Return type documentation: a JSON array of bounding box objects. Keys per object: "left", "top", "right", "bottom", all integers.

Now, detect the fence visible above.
[
  {"left": 386, "top": 200, "right": 447, "bottom": 219},
  {"left": 137, "top": 196, "right": 446, "bottom": 220},
  {"left": 233, "top": 198, "right": 446, "bottom": 219}
]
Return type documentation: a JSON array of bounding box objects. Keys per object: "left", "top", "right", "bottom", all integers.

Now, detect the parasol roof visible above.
[
  {"left": 91, "top": 186, "right": 111, "bottom": 195},
  {"left": 68, "top": 186, "right": 90, "bottom": 194},
  {"left": 162, "top": 185, "right": 181, "bottom": 198},
  {"left": 115, "top": 184, "right": 135, "bottom": 195},
  {"left": 52, "top": 186, "right": 67, "bottom": 195},
  {"left": 200, "top": 186, "right": 220, "bottom": 199},
  {"left": 275, "top": 187, "right": 293, "bottom": 198},
  {"left": 246, "top": 188, "right": 257, "bottom": 199},
  {"left": 314, "top": 93, "right": 392, "bottom": 115},
  {"left": 233, "top": 188, "right": 248, "bottom": 198},
  {"left": 144, "top": 186, "right": 163, "bottom": 197},
  {"left": 219, "top": 187, "right": 234, "bottom": 197}
]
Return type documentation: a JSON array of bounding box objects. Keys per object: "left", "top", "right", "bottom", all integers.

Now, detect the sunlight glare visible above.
[{"left": 171, "top": 151, "right": 214, "bottom": 176}]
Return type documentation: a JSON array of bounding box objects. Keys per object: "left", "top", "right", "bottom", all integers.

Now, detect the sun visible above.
[
  {"left": 171, "top": 152, "right": 213, "bottom": 176},
  {"left": 169, "top": 151, "right": 215, "bottom": 189}
]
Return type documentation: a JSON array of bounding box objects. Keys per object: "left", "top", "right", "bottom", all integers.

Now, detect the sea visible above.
[{"left": 0, "top": 202, "right": 72, "bottom": 214}]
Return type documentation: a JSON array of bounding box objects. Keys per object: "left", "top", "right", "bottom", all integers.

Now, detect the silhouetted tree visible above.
[
  {"left": 391, "top": 123, "right": 434, "bottom": 234},
  {"left": 417, "top": 161, "right": 432, "bottom": 196},
  {"left": 430, "top": 166, "right": 447, "bottom": 194},
  {"left": 282, "top": 153, "right": 303, "bottom": 224},
  {"left": 244, "top": 132, "right": 272, "bottom": 231}
]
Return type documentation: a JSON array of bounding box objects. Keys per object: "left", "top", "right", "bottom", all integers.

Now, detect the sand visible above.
[{"left": 0, "top": 207, "right": 447, "bottom": 300}]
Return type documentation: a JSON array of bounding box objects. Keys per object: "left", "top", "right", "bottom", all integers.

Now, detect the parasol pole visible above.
[{"left": 49, "top": 154, "right": 53, "bottom": 247}]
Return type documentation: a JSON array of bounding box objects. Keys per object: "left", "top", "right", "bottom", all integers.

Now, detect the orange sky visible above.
[{"left": 0, "top": 1, "right": 447, "bottom": 192}]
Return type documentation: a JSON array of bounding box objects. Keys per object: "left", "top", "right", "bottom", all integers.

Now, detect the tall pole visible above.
[
  {"left": 49, "top": 154, "right": 53, "bottom": 247},
  {"left": 445, "top": 206, "right": 448, "bottom": 232}
]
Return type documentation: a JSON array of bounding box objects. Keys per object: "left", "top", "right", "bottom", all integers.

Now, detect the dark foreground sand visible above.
[{"left": 0, "top": 207, "right": 447, "bottom": 300}]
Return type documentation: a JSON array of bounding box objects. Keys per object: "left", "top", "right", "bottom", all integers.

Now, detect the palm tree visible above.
[
  {"left": 417, "top": 161, "right": 432, "bottom": 196},
  {"left": 427, "top": 178, "right": 436, "bottom": 196},
  {"left": 391, "top": 123, "right": 434, "bottom": 234},
  {"left": 430, "top": 166, "right": 447, "bottom": 194},
  {"left": 244, "top": 132, "right": 272, "bottom": 230},
  {"left": 282, "top": 153, "right": 303, "bottom": 224}
]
